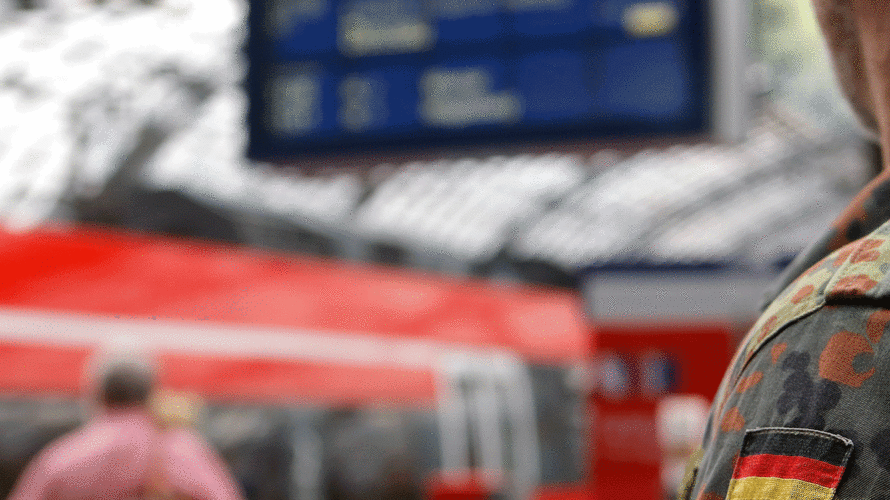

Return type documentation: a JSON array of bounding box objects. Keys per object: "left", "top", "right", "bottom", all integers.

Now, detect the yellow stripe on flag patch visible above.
[{"left": 728, "top": 476, "right": 835, "bottom": 500}]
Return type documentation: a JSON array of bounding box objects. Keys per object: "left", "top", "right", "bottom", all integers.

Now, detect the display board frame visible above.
[{"left": 245, "top": 0, "right": 719, "bottom": 163}]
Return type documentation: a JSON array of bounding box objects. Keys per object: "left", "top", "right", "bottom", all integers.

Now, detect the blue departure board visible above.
[{"left": 246, "top": 0, "right": 709, "bottom": 161}]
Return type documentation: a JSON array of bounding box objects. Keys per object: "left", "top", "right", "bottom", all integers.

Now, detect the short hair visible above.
[{"left": 99, "top": 361, "right": 154, "bottom": 408}]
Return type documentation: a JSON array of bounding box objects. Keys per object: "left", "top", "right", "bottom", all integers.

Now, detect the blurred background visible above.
[{"left": 0, "top": 0, "right": 876, "bottom": 499}]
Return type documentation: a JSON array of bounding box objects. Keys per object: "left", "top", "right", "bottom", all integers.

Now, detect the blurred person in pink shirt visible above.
[{"left": 8, "top": 354, "right": 245, "bottom": 500}]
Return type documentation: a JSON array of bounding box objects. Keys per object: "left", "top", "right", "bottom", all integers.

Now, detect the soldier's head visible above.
[{"left": 812, "top": 0, "right": 890, "bottom": 162}]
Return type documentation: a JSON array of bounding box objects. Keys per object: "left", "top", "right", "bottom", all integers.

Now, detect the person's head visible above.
[
  {"left": 83, "top": 346, "right": 156, "bottom": 414},
  {"left": 98, "top": 361, "right": 154, "bottom": 409},
  {"left": 812, "top": 0, "right": 890, "bottom": 164}
]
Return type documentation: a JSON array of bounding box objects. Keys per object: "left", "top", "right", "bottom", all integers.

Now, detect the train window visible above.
[
  {"left": 458, "top": 378, "right": 483, "bottom": 469},
  {"left": 287, "top": 410, "right": 325, "bottom": 500},
  {"left": 529, "top": 364, "right": 587, "bottom": 485},
  {"left": 596, "top": 352, "right": 631, "bottom": 399},
  {"left": 321, "top": 408, "right": 424, "bottom": 500},
  {"left": 204, "top": 405, "right": 296, "bottom": 500},
  {"left": 207, "top": 405, "right": 430, "bottom": 500},
  {"left": 438, "top": 356, "right": 541, "bottom": 500},
  {"left": 403, "top": 409, "right": 441, "bottom": 477},
  {"left": 493, "top": 379, "right": 515, "bottom": 473},
  {"left": 639, "top": 350, "right": 678, "bottom": 397}
]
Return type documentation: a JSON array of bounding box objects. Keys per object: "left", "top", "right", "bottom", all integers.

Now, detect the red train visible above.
[{"left": 0, "top": 223, "right": 741, "bottom": 500}]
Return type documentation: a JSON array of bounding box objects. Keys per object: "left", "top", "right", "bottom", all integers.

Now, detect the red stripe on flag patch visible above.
[{"left": 733, "top": 453, "right": 845, "bottom": 489}]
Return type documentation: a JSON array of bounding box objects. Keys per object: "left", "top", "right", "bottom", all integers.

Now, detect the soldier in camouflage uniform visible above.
[{"left": 681, "top": 1, "right": 890, "bottom": 499}]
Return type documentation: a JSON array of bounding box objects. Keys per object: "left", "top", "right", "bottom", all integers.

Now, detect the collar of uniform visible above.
[
  {"left": 735, "top": 218, "right": 890, "bottom": 381},
  {"left": 761, "top": 168, "right": 890, "bottom": 309}
]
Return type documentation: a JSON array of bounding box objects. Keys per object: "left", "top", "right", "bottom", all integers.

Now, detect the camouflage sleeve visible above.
[{"left": 692, "top": 304, "right": 890, "bottom": 500}]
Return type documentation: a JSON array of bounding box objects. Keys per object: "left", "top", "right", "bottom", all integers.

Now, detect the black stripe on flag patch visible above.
[{"left": 741, "top": 428, "right": 853, "bottom": 467}]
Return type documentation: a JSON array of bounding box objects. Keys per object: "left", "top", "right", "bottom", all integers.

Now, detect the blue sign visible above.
[{"left": 247, "top": 0, "right": 708, "bottom": 161}]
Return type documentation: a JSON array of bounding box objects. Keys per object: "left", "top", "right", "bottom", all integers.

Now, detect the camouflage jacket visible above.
[{"left": 682, "top": 171, "right": 890, "bottom": 500}]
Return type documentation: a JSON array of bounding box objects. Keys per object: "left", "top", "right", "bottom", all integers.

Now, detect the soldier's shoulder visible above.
[
  {"left": 738, "top": 221, "right": 890, "bottom": 372},
  {"left": 821, "top": 221, "right": 890, "bottom": 302}
]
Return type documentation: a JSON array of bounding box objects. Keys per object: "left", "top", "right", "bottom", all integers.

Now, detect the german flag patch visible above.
[{"left": 727, "top": 428, "right": 853, "bottom": 500}]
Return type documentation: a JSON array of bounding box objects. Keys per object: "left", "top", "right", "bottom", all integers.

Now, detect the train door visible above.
[{"left": 435, "top": 355, "right": 541, "bottom": 500}]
